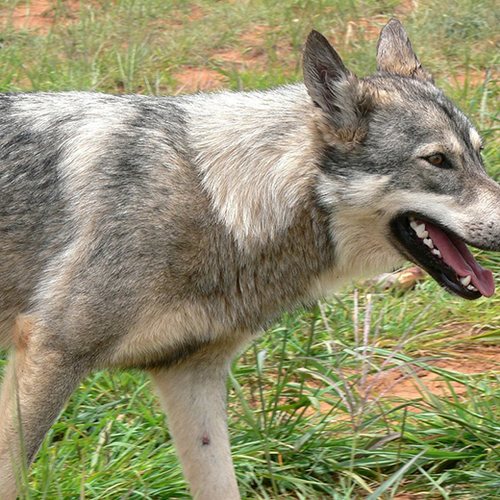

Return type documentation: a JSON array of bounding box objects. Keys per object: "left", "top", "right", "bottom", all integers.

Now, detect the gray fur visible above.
[
  {"left": 377, "top": 18, "right": 434, "bottom": 81},
  {"left": 1, "top": 19, "right": 500, "bottom": 500}
]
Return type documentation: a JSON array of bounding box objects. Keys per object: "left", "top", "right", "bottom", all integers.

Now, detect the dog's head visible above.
[{"left": 304, "top": 19, "right": 500, "bottom": 299}]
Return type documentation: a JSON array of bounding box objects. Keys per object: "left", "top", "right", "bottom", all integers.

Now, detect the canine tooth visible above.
[
  {"left": 431, "top": 249, "right": 442, "bottom": 258},
  {"left": 410, "top": 221, "right": 419, "bottom": 230},
  {"left": 460, "top": 275, "right": 472, "bottom": 286},
  {"left": 423, "top": 238, "right": 434, "bottom": 249},
  {"left": 467, "top": 284, "right": 478, "bottom": 292}
]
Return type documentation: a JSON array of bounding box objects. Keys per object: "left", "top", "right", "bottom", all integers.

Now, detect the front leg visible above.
[{"left": 150, "top": 350, "right": 240, "bottom": 500}]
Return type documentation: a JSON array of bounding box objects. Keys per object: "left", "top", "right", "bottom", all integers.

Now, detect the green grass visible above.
[{"left": 0, "top": 0, "right": 499, "bottom": 498}]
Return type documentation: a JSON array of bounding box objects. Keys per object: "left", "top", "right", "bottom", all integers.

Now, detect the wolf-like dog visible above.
[{"left": 0, "top": 19, "right": 499, "bottom": 500}]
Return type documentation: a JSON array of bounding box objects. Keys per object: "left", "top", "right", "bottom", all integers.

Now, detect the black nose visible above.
[{"left": 465, "top": 220, "right": 500, "bottom": 252}]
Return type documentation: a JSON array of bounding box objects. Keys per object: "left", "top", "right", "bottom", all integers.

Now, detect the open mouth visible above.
[{"left": 391, "top": 215, "right": 495, "bottom": 300}]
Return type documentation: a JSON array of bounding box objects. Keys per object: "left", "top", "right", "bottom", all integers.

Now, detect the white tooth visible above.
[
  {"left": 423, "top": 238, "right": 434, "bottom": 249},
  {"left": 467, "top": 284, "right": 478, "bottom": 291},
  {"left": 410, "top": 221, "right": 419, "bottom": 230},
  {"left": 415, "top": 224, "right": 427, "bottom": 239},
  {"left": 432, "top": 249, "right": 442, "bottom": 258},
  {"left": 460, "top": 275, "right": 472, "bottom": 286}
]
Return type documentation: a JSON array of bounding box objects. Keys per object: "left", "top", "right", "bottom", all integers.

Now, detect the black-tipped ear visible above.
[
  {"left": 302, "top": 30, "right": 353, "bottom": 115},
  {"left": 377, "top": 19, "right": 433, "bottom": 81}
]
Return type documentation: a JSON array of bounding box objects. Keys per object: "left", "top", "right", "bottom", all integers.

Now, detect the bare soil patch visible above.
[
  {"left": 0, "top": 0, "right": 80, "bottom": 32},
  {"left": 394, "top": 0, "right": 418, "bottom": 16},
  {"left": 162, "top": 3, "right": 205, "bottom": 28},
  {"left": 187, "top": 4, "right": 203, "bottom": 22},
  {"left": 450, "top": 67, "right": 499, "bottom": 88},
  {"left": 373, "top": 345, "right": 500, "bottom": 401},
  {"left": 173, "top": 25, "right": 293, "bottom": 92},
  {"left": 174, "top": 67, "right": 224, "bottom": 93},
  {"left": 212, "top": 25, "right": 292, "bottom": 70},
  {"left": 305, "top": 341, "right": 500, "bottom": 417}
]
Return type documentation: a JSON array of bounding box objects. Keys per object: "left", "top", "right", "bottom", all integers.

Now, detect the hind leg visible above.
[{"left": 0, "top": 316, "right": 87, "bottom": 500}]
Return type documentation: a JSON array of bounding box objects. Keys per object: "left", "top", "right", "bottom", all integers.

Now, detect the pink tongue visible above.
[{"left": 424, "top": 221, "right": 495, "bottom": 297}]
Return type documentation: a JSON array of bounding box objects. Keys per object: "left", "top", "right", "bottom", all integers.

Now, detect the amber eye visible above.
[{"left": 426, "top": 153, "right": 445, "bottom": 166}]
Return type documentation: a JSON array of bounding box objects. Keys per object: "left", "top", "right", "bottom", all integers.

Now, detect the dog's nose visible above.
[{"left": 465, "top": 219, "right": 500, "bottom": 252}]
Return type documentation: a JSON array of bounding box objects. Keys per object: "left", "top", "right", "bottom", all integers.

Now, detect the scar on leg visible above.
[{"left": 202, "top": 434, "right": 210, "bottom": 446}]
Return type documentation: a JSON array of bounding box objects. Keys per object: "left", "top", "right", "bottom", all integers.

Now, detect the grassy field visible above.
[{"left": 0, "top": 0, "right": 500, "bottom": 498}]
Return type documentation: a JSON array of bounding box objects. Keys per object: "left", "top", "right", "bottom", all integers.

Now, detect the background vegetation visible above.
[{"left": 0, "top": 0, "right": 499, "bottom": 498}]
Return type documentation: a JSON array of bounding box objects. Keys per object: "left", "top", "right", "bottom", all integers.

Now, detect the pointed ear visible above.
[
  {"left": 302, "top": 30, "right": 352, "bottom": 116},
  {"left": 376, "top": 19, "right": 433, "bottom": 82},
  {"left": 303, "top": 30, "right": 372, "bottom": 146}
]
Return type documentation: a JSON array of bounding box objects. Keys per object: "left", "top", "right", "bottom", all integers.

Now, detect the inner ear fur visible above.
[{"left": 303, "top": 30, "right": 374, "bottom": 147}]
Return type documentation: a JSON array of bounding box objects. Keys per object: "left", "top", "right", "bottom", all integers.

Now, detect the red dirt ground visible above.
[
  {"left": 373, "top": 345, "right": 500, "bottom": 401},
  {"left": 174, "top": 67, "right": 225, "bottom": 93},
  {"left": 0, "top": 0, "right": 80, "bottom": 32}
]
